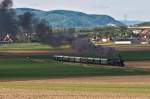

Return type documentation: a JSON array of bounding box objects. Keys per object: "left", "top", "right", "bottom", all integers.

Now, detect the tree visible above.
[
  {"left": 35, "top": 19, "right": 52, "bottom": 43},
  {"left": 68, "top": 28, "right": 76, "bottom": 33}
]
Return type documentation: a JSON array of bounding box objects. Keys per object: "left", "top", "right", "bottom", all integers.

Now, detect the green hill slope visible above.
[{"left": 15, "top": 8, "right": 124, "bottom": 28}]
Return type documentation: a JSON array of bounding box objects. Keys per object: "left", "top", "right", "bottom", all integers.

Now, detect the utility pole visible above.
[{"left": 124, "top": 14, "right": 127, "bottom": 22}]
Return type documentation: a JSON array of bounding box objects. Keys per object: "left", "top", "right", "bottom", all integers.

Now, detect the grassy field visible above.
[
  {"left": 120, "top": 51, "right": 150, "bottom": 61},
  {"left": 0, "top": 58, "right": 149, "bottom": 79},
  {"left": 0, "top": 43, "right": 70, "bottom": 51},
  {"left": 0, "top": 43, "right": 51, "bottom": 51},
  {"left": 0, "top": 58, "right": 149, "bottom": 98},
  {"left": 0, "top": 43, "right": 150, "bottom": 98},
  {"left": 96, "top": 42, "right": 150, "bottom": 51}
]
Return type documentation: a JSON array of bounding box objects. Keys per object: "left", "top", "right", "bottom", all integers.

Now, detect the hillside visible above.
[
  {"left": 15, "top": 8, "right": 124, "bottom": 28},
  {"left": 137, "top": 22, "right": 150, "bottom": 26},
  {"left": 120, "top": 20, "right": 144, "bottom": 26}
]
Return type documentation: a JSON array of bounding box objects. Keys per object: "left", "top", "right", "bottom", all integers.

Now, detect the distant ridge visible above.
[
  {"left": 136, "top": 22, "right": 150, "bottom": 26},
  {"left": 120, "top": 20, "right": 145, "bottom": 26},
  {"left": 15, "top": 8, "right": 125, "bottom": 28}
]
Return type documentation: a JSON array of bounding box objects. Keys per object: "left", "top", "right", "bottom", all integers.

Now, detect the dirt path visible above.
[{"left": 125, "top": 61, "right": 150, "bottom": 69}]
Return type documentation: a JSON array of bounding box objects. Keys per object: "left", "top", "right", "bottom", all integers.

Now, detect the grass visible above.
[
  {"left": 0, "top": 57, "right": 149, "bottom": 80},
  {"left": 0, "top": 43, "right": 150, "bottom": 98},
  {"left": 120, "top": 51, "right": 150, "bottom": 61},
  {"left": 0, "top": 43, "right": 51, "bottom": 51},
  {"left": 0, "top": 43, "right": 70, "bottom": 51},
  {"left": 0, "top": 83, "right": 150, "bottom": 93},
  {"left": 96, "top": 43, "right": 150, "bottom": 48},
  {"left": 0, "top": 58, "right": 149, "bottom": 98}
]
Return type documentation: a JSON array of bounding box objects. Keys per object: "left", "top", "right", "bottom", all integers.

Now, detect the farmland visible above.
[
  {"left": 0, "top": 58, "right": 150, "bottom": 79},
  {"left": 0, "top": 77, "right": 150, "bottom": 99},
  {"left": 0, "top": 43, "right": 150, "bottom": 99},
  {"left": 0, "top": 43, "right": 70, "bottom": 51}
]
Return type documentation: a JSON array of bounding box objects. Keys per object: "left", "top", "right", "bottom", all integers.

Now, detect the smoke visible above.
[
  {"left": 0, "top": 0, "right": 75, "bottom": 47},
  {"left": 0, "top": 0, "right": 18, "bottom": 36},
  {"left": 73, "top": 38, "right": 96, "bottom": 53},
  {"left": 18, "top": 12, "right": 34, "bottom": 33},
  {"left": 0, "top": 0, "right": 13, "bottom": 9},
  {"left": 0, "top": 0, "right": 51, "bottom": 42},
  {"left": 72, "top": 38, "right": 119, "bottom": 58}
]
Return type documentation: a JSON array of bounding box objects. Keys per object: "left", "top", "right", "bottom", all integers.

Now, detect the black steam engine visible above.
[{"left": 54, "top": 55, "right": 125, "bottom": 67}]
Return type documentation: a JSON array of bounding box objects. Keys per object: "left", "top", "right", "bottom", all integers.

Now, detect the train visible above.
[{"left": 53, "top": 55, "right": 125, "bottom": 67}]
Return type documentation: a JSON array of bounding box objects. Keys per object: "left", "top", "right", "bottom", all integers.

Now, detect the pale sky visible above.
[{"left": 13, "top": 0, "right": 150, "bottom": 21}]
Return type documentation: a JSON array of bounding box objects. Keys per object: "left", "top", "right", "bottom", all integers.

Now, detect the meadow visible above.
[
  {"left": 0, "top": 58, "right": 149, "bottom": 79},
  {"left": 0, "top": 43, "right": 150, "bottom": 99}
]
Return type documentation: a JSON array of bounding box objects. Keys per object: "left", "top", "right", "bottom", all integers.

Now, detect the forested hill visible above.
[{"left": 15, "top": 8, "right": 124, "bottom": 28}]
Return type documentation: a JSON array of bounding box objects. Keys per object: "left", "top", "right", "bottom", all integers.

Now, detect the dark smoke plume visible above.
[
  {"left": 0, "top": 0, "right": 18, "bottom": 36},
  {"left": 18, "top": 12, "right": 34, "bottom": 33},
  {"left": 72, "top": 38, "right": 119, "bottom": 58},
  {"left": 0, "top": 0, "right": 13, "bottom": 9},
  {"left": 0, "top": 0, "right": 73, "bottom": 46}
]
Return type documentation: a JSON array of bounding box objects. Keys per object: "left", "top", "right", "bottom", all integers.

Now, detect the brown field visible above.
[
  {"left": 0, "top": 89, "right": 149, "bottom": 99},
  {"left": 0, "top": 76, "right": 150, "bottom": 99}
]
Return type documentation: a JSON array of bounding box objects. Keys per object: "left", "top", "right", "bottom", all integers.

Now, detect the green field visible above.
[
  {"left": 0, "top": 58, "right": 149, "bottom": 80},
  {"left": 0, "top": 43, "right": 149, "bottom": 79},
  {"left": 0, "top": 43, "right": 70, "bottom": 51},
  {"left": 0, "top": 58, "right": 149, "bottom": 98},
  {"left": 0, "top": 43, "right": 150, "bottom": 98},
  {"left": 120, "top": 51, "right": 150, "bottom": 61},
  {"left": 0, "top": 43, "right": 51, "bottom": 51}
]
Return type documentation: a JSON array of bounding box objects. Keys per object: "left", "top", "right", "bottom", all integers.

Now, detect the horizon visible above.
[{"left": 13, "top": 0, "right": 150, "bottom": 21}]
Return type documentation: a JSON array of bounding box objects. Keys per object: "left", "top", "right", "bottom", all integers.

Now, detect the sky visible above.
[{"left": 13, "top": 0, "right": 150, "bottom": 21}]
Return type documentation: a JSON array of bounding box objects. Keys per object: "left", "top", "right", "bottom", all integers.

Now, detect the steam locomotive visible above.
[{"left": 54, "top": 55, "right": 125, "bottom": 67}]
